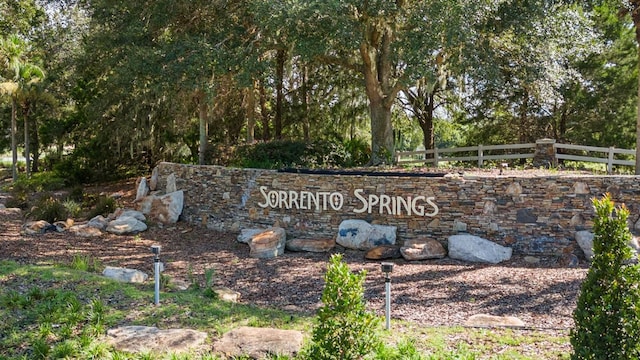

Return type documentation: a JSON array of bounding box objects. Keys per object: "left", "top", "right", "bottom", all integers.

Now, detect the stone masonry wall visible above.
[{"left": 156, "top": 162, "right": 640, "bottom": 256}]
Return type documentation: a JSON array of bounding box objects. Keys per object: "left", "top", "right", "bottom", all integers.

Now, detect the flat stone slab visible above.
[
  {"left": 213, "top": 326, "right": 303, "bottom": 359},
  {"left": 286, "top": 238, "right": 335, "bottom": 252},
  {"left": 465, "top": 314, "right": 525, "bottom": 328},
  {"left": 102, "top": 266, "right": 148, "bottom": 283},
  {"left": 107, "top": 326, "right": 207, "bottom": 354}
]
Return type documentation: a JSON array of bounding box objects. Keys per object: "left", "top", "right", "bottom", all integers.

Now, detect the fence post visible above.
[
  {"left": 533, "top": 139, "right": 557, "bottom": 168},
  {"left": 607, "top": 147, "right": 614, "bottom": 174},
  {"left": 478, "top": 144, "right": 484, "bottom": 168}
]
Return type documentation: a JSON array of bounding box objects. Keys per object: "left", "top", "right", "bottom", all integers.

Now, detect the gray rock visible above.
[
  {"left": 166, "top": 173, "right": 177, "bottom": 194},
  {"left": 135, "top": 177, "right": 149, "bottom": 202},
  {"left": 149, "top": 166, "right": 159, "bottom": 191},
  {"left": 238, "top": 228, "right": 265, "bottom": 244},
  {"left": 336, "top": 220, "right": 396, "bottom": 250},
  {"left": 87, "top": 215, "right": 109, "bottom": 230},
  {"left": 106, "top": 216, "right": 147, "bottom": 235},
  {"left": 249, "top": 227, "right": 286, "bottom": 258},
  {"left": 575, "top": 230, "right": 594, "bottom": 260},
  {"left": 448, "top": 234, "right": 512, "bottom": 264},
  {"left": 213, "top": 326, "right": 303, "bottom": 359},
  {"left": 286, "top": 238, "right": 335, "bottom": 252},
  {"left": 107, "top": 326, "right": 207, "bottom": 354},
  {"left": 102, "top": 266, "right": 148, "bottom": 283},
  {"left": 400, "top": 239, "right": 446, "bottom": 261},
  {"left": 136, "top": 191, "right": 184, "bottom": 224},
  {"left": 69, "top": 224, "right": 103, "bottom": 237}
]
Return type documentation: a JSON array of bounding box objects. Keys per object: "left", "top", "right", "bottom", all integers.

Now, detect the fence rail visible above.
[{"left": 395, "top": 141, "right": 636, "bottom": 174}]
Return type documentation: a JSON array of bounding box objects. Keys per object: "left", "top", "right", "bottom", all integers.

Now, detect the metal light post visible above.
[
  {"left": 151, "top": 245, "right": 161, "bottom": 306},
  {"left": 381, "top": 262, "right": 394, "bottom": 330}
]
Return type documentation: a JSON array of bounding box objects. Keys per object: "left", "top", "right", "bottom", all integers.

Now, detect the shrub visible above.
[
  {"left": 27, "top": 195, "right": 69, "bottom": 223},
  {"left": 86, "top": 195, "right": 116, "bottom": 219},
  {"left": 570, "top": 194, "right": 640, "bottom": 359},
  {"left": 305, "top": 254, "right": 380, "bottom": 360}
]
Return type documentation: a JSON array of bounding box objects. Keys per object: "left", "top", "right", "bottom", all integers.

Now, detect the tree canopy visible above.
[{"left": 0, "top": 0, "right": 637, "bottom": 178}]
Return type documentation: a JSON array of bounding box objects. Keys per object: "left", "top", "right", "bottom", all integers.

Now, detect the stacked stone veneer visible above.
[{"left": 156, "top": 162, "right": 640, "bottom": 256}]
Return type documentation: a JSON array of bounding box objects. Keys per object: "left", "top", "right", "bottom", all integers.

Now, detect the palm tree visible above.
[{"left": 0, "top": 34, "right": 45, "bottom": 181}]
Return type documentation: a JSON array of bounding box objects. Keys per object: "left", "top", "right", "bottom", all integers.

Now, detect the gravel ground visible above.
[{"left": 0, "top": 205, "right": 588, "bottom": 331}]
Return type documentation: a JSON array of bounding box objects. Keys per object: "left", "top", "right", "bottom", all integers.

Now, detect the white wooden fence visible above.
[{"left": 395, "top": 142, "right": 636, "bottom": 174}]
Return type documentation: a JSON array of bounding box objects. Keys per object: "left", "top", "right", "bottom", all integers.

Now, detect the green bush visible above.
[
  {"left": 27, "top": 195, "right": 69, "bottom": 223},
  {"left": 570, "top": 194, "right": 640, "bottom": 359},
  {"left": 305, "top": 254, "right": 380, "bottom": 360},
  {"left": 86, "top": 195, "right": 116, "bottom": 219},
  {"left": 231, "top": 139, "right": 369, "bottom": 169}
]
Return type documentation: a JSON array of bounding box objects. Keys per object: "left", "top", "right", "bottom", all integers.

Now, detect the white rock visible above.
[
  {"left": 69, "top": 224, "right": 103, "bottom": 237},
  {"left": 465, "top": 314, "right": 525, "bottom": 328},
  {"left": 336, "top": 220, "right": 396, "bottom": 250},
  {"left": 135, "top": 177, "right": 149, "bottom": 201},
  {"left": 102, "top": 266, "right": 148, "bottom": 283},
  {"left": 117, "top": 210, "right": 146, "bottom": 221},
  {"left": 149, "top": 167, "right": 159, "bottom": 191},
  {"left": 213, "top": 327, "right": 303, "bottom": 359},
  {"left": 448, "top": 234, "right": 512, "bottom": 264},
  {"left": 136, "top": 191, "right": 184, "bottom": 224},
  {"left": 106, "top": 216, "right": 147, "bottom": 235},
  {"left": 575, "top": 230, "right": 594, "bottom": 261},
  {"left": 166, "top": 173, "right": 177, "bottom": 194},
  {"left": 249, "top": 227, "right": 286, "bottom": 259},
  {"left": 87, "top": 215, "right": 109, "bottom": 230}
]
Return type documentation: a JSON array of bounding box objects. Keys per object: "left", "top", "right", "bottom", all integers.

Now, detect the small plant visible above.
[
  {"left": 570, "top": 194, "right": 640, "bottom": 359},
  {"left": 62, "top": 199, "right": 82, "bottom": 218},
  {"left": 305, "top": 254, "right": 381, "bottom": 360},
  {"left": 69, "top": 254, "right": 102, "bottom": 273},
  {"left": 27, "top": 195, "right": 68, "bottom": 223},
  {"left": 86, "top": 195, "right": 116, "bottom": 219}
]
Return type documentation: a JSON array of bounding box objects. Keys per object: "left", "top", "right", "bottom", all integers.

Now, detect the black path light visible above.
[
  {"left": 151, "top": 245, "right": 161, "bottom": 306},
  {"left": 381, "top": 262, "right": 394, "bottom": 330}
]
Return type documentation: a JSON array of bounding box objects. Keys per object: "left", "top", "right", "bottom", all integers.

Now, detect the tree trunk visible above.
[
  {"left": 246, "top": 80, "right": 256, "bottom": 144},
  {"left": 360, "top": 27, "right": 398, "bottom": 165},
  {"left": 275, "top": 49, "right": 286, "bottom": 139},
  {"left": 196, "top": 91, "right": 208, "bottom": 165},
  {"left": 302, "top": 66, "right": 310, "bottom": 142},
  {"left": 259, "top": 82, "right": 270, "bottom": 140},
  {"left": 23, "top": 104, "right": 30, "bottom": 177},
  {"left": 11, "top": 97, "right": 17, "bottom": 182},
  {"left": 368, "top": 99, "right": 394, "bottom": 165}
]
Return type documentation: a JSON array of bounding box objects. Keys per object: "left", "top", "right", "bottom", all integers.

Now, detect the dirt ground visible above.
[{"left": 0, "top": 178, "right": 588, "bottom": 332}]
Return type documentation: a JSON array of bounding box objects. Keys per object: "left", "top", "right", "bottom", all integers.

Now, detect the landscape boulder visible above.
[
  {"left": 106, "top": 215, "right": 147, "bottom": 235},
  {"left": 149, "top": 166, "right": 159, "bottom": 191},
  {"left": 237, "top": 228, "right": 265, "bottom": 244},
  {"left": 285, "top": 238, "right": 335, "bottom": 252},
  {"left": 107, "top": 326, "right": 207, "bottom": 354},
  {"left": 87, "top": 215, "right": 109, "bottom": 230},
  {"left": 69, "top": 224, "right": 103, "bottom": 237},
  {"left": 364, "top": 245, "right": 401, "bottom": 260},
  {"left": 249, "top": 227, "right": 286, "bottom": 259},
  {"left": 336, "top": 219, "right": 396, "bottom": 250},
  {"left": 448, "top": 234, "right": 512, "bottom": 264},
  {"left": 135, "top": 177, "right": 149, "bottom": 201},
  {"left": 465, "top": 314, "right": 525, "bottom": 328},
  {"left": 102, "top": 266, "right": 148, "bottom": 283},
  {"left": 136, "top": 190, "right": 184, "bottom": 224},
  {"left": 400, "top": 239, "right": 447, "bottom": 261},
  {"left": 576, "top": 230, "right": 640, "bottom": 262},
  {"left": 213, "top": 326, "right": 303, "bottom": 359},
  {"left": 213, "top": 287, "right": 241, "bottom": 303},
  {"left": 22, "top": 220, "right": 59, "bottom": 235}
]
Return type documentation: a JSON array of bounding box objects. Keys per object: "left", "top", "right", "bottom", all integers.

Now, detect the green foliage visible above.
[
  {"left": 305, "top": 254, "right": 380, "bottom": 360},
  {"left": 27, "top": 194, "right": 68, "bottom": 223},
  {"left": 232, "top": 139, "right": 369, "bottom": 169},
  {"left": 69, "top": 254, "right": 102, "bottom": 273},
  {"left": 85, "top": 195, "right": 116, "bottom": 219},
  {"left": 62, "top": 198, "right": 82, "bottom": 218},
  {"left": 570, "top": 194, "right": 640, "bottom": 359}
]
